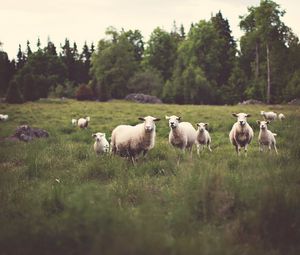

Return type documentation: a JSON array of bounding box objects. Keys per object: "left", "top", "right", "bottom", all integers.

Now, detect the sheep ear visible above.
[
  {"left": 232, "top": 113, "right": 238, "bottom": 117},
  {"left": 165, "top": 116, "right": 170, "bottom": 120},
  {"left": 256, "top": 120, "right": 260, "bottom": 125},
  {"left": 266, "top": 121, "right": 270, "bottom": 124},
  {"left": 177, "top": 116, "right": 181, "bottom": 121},
  {"left": 196, "top": 123, "right": 200, "bottom": 127},
  {"left": 246, "top": 114, "right": 251, "bottom": 117},
  {"left": 92, "top": 133, "right": 96, "bottom": 138},
  {"left": 204, "top": 123, "right": 209, "bottom": 127},
  {"left": 154, "top": 118, "right": 161, "bottom": 122},
  {"left": 138, "top": 117, "right": 145, "bottom": 121}
]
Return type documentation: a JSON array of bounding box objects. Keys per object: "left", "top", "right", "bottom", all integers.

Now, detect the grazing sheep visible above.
[
  {"left": 77, "top": 116, "right": 90, "bottom": 129},
  {"left": 195, "top": 122, "right": 212, "bottom": 154},
  {"left": 92, "top": 132, "right": 109, "bottom": 155},
  {"left": 257, "top": 120, "right": 278, "bottom": 154},
  {"left": 110, "top": 116, "right": 160, "bottom": 163},
  {"left": 71, "top": 118, "right": 77, "bottom": 125},
  {"left": 166, "top": 115, "right": 197, "bottom": 152},
  {"left": 260, "top": 111, "right": 277, "bottom": 121},
  {"left": 0, "top": 114, "right": 8, "bottom": 121},
  {"left": 278, "top": 113, "right": 285, "bottom": 121},
  {"left": 229, "top": 113, "right": 254, "bottom": 155}
]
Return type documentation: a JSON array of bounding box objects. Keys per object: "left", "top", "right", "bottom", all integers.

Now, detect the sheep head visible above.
[
  {"left": 166, "top": 115, "right": 181, "bottom": 129},
  {"left": 196, "top": 122, "right": 208, "bottom": 132},
  {"left": 257, "top": 120, "right": 269, "bottom": 130},
  {"left": 232, "top": 113, "right": 251, "bottom": 127},
  {"left": 92, "top": 132, "right": 106, "bottom": 142},
  {"left": 138, "top": 116, "right": 160, "bottom": 132}
]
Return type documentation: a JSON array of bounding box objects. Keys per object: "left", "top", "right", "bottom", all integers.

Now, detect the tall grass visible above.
[{"left": 0, "top": 99, "right": 299, "bottom": 255}]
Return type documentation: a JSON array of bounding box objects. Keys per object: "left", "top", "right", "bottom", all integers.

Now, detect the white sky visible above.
[{"left": 1, "top": 0, "right": 299, "bottom": 59}]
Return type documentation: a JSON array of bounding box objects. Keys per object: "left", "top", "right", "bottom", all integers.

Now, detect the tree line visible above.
[{"left": 1, "top": 0, "right": 300, "bottom": 104}]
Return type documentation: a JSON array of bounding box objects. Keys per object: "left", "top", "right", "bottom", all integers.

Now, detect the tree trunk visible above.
[
  {"left": 266, "top": 42, "right": 271, "bottom": 104},
  {"left": 255, "top": 41, "right": 259, "bottom": 79}
]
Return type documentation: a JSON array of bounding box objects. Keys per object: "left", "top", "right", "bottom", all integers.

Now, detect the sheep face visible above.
[
  {"left": 232, "top": 113, "right": 251, "bottom": 127},
  {"left": 71, "top": 119, "right": 77, "bottom": 125},
  {"left": 138, "top": 116, "right": 160, "bottom": 133},
  {"left": 196, "top": 122, "right": 208, "bottom": 132},
  {"left": 92, "top": 132, "right": 106, "bottom": 142},
  {"left": 257, "top": 120, "right": 269, "bottom": 130},
  {"left": 166, "top": 115, "right": 181, "bottom": 129},
  {"left": 86, "top": 116, "right": 90, "bottom": 122}
]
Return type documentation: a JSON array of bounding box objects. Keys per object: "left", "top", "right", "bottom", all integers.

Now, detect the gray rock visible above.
[{"left": 125, "top": 93, "right": 162, "bottom": 104}]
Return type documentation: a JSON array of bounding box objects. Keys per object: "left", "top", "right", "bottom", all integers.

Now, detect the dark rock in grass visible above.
[
  {"left": 288, "top": 98, "right": 300, "bottom": 105},
  {"left": 9, "top": 125, "right": 49, "bottom": 142},
  {"left": 238, "top": 99, "right": 264, "bottom": 105},
  {"left": 125, "top": 93, "right": 162, "bottom": 104}
]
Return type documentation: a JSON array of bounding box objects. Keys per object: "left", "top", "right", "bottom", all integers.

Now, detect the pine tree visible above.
[{"left": 6, "top": 80, "right": 23, "bottom": 103}]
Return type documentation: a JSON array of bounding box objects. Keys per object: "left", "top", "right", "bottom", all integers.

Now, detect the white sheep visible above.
[
  {"left": 71, "top": 118, "right": 77, "bottom": 125},
  {"left": 92, "top": 132, "right": 109, "bottom": 155},
  {"left": 77, "top": 116, "right": 90, "bottom": 129},
  {"left": 0, "top": 114, "right": 8, "bottom": 121},
  {"left": 195, "top": 122, "right": 212, "bottom": 154},
  {"left": 260, "top": 111, "right": 277, "bottom": 121},
  {"left": 278, "top": 113, "right": 285, "bottom": 121},
  {"left": 110, "top": 116, "right": 160, "bottom": 163},
  {"left": 229, "top": 113, "right": 254, "bottom": 155},
  {"left": 257, "top": 120, "right": 278, "bottom": 154},
  {"left": 166, "top": 115, "right": 196, "bottom": 152}
]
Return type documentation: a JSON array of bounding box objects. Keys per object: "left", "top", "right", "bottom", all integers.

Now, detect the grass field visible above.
[{"left": 0, "top": 99, "right": 300, "bottom": 255}]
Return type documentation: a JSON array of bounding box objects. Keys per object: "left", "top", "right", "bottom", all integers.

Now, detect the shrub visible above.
[{"left": 75, "top": 84, "right": 94, "bottom": 100}]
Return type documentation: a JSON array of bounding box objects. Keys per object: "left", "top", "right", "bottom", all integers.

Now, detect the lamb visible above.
[
  {"left": 110, "top": 116, "right": 160, "bottom": 163},
  {"left": 71, "top": 118, "right": 77, "bottom": 125},
  {"left": 92, "top": 132, "right": 109, "bottom": 155},
  {"left": 278, "top": 113, "right": 285, "bottom": 121},
  {"left": 166, "top": 115, "right": 197, "bottom": 152},
  {"left": 260, "top": 111, "right": 277, "bottom": 121},
  {"left": 257, "top": 120, "right": 278, "bottom": 154},
  {"left": 229, "top": 113, "right": 254, "bottom": 155},
  {"left": 77, "top": 116, "right": 90, "bottom": 129},
  {"left": 195, "top": 122, "right": 212, "bottom": 154},
  {"left": 0, "top": 114, "right": 8, "bottom": 121}
]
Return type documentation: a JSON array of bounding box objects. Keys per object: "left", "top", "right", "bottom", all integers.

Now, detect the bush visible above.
[
  {"left": 5, "top": 80, "right": 23, "bottom": 103},
  {"left": 75, "top": 84, "right": 94, "bottom": 100}
]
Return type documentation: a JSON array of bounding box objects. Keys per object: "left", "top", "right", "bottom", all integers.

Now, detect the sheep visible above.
[
  {"left": 278, "top": 113, "right": 285, "bottom": 121},
  {"left": 195, "top": 122, "right": 212, "bottom": 155},
  {"left": 229, "top": 113, "right": 254, "bottom": 155},
  {"left": 166, "top": 115, "right": 197, "bottom": 152},
  {"left": 92, "top": 132, "right": 109, "bottom": 155},
  {"left": 110, "top": 116, "right": 160, "bottom": 164},
  {"left": 77, "top": 116, "right": 90, "bottom": 129},
  {"left": 71, "top": 118, "right": 77, "bottom": 125},
  {"left": 257, "top": 120, "right": 278, "bottom": 154},
  {"left": 260, "top": 111, "right": 277, "bottom": 121},
  {"left": 0, "top": 114, "right": 8, "bottom": 121}
]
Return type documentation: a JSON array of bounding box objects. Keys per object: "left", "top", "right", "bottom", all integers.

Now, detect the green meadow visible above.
[{"left": 0, "top": 99, "right": 299, "bottom": 255}]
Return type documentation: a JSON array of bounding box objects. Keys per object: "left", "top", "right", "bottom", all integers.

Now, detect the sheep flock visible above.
[{"left": 66, "top": 109, "right": 285, "bottom": 164}]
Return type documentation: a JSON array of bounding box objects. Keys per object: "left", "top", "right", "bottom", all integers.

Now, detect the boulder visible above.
[
  {"left": 12, "top": 125, "right": 49, "bottom": 142},
  {"left": 125, "top": 93, "right": 162, "bottom": 104}
]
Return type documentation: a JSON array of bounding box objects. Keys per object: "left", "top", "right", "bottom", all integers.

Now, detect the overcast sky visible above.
[{"left": 1, "top": 0, "right": 299, "bottom": 59}]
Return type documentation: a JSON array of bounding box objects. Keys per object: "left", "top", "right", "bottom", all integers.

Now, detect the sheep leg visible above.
[
  {"left": 244, "top": 144, "right": 248, "bottom": 156},
  {"left": 259, "top": 143, "right": 263, "bottom": 152},
  {"left": 142, "top": 149, "right": 148, "bottom": 157},
  {"left": 196, "top": 144, "right": 200, "bottom": 156},
  {"left": 207, "top": 144, "right": 212, "bottom": 152},
  {"left": 236, "top": 145, "right": 241, "bottom": 155},
  {"left": 273, "top": 143, "right": 278, "bottom": 154}
]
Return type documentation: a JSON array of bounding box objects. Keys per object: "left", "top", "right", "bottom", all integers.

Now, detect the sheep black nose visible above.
[{"left": 239, "top": 121, "right": 244, "bottom": 125}]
